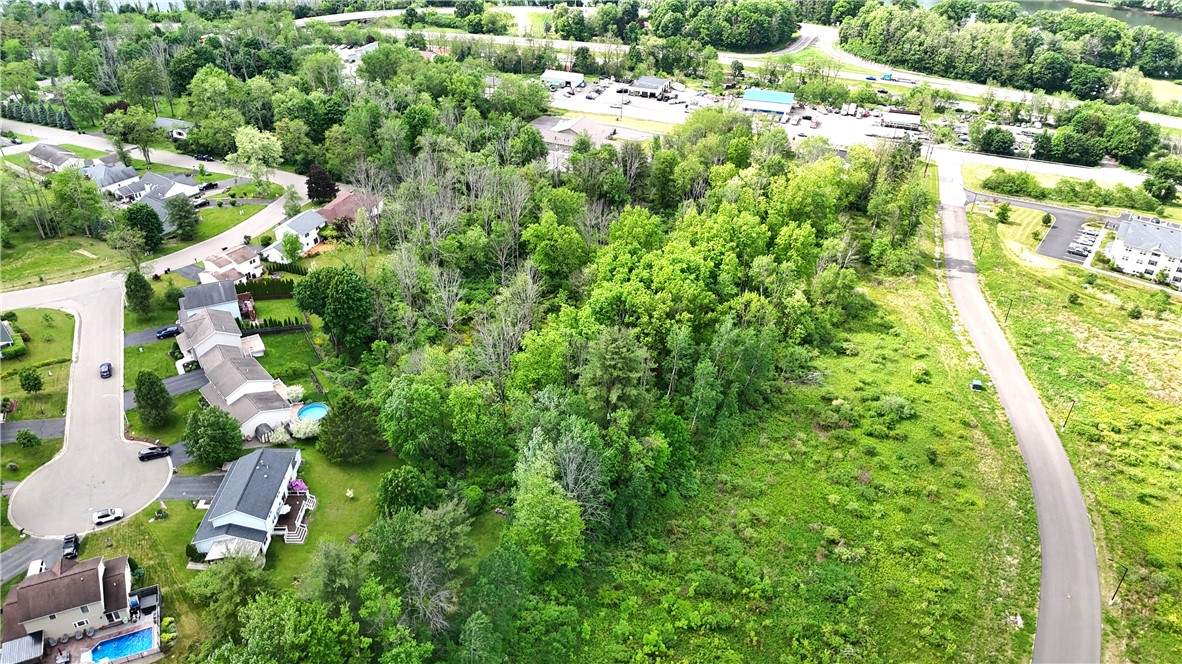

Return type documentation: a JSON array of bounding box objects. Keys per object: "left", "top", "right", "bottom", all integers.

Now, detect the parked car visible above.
[
  {"left": 199, "top": 182, "right": 218, "bottom": 191},
  {"left": 193, "top": 153, "right": 212, "bottom": 161},
  {"left": 62, "top": 534, "right": 79, "bottom": 559},
  {"left": 1067, "top": 248, "right": 1089, "bottom": 257},
  {"left": 92, "top": 508, "right": 124, "bottom": 526},
  {"left": 10, "top": 138, "right": 22, "bottom": 145},
  {"left": 797, "top": 132, "right": 808, "bottom": 137},
  {"left": 576, "top": 81, "right": 586, "bottom": 88},
  {"left": 155, "top": 325, "right": 181, "bottom": 340},
  {"left": 194, "top": 199, "right": 210, "bottom": 208},
  {"left": 99, "top": 362, "right": 112, "bottom": 379},
  {"left": 138, "top": 446, "right": 172, "bottom": 461}
]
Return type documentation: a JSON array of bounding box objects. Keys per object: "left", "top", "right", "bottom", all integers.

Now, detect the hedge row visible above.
[
  {"left": 264, "top": 262, "right": 308, "bottom": 276},
  {"left": 237, "top": 278, "right": 295, "bottom": 297},
  {"left": 1, "top": 335, "right": 27, "bottom": 360}
]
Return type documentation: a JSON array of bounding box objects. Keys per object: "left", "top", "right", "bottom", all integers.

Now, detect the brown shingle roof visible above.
[
  {"left": 102, "top": 556, "right": 130, "bottom": 613},
  {"left": 317, "top": 191, "right": 380, "bottom": 223},
  {"left": 3, "top": 557, "right": 103, "bottom": 626}
]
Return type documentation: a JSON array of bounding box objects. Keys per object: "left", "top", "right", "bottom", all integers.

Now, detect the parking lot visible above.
[{"left": 547, "top": 82, "right": 722, "bottom": 125}]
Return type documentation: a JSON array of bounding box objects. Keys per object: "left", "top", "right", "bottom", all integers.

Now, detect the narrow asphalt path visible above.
[
  {"left": 125, "top": 328, "right": 166, "bottom": 347},
  {"left": 123, "top": 370, "right": 208, "bottom": 410},
  {"left": 0, "top": 536, "right": 62, "bottom": 583},
  {"left": 0, "top": 418, "right": 66, "bottom": 443},
  {"left": 935, "top": 150, "right": 1101, "bottom": 663}
]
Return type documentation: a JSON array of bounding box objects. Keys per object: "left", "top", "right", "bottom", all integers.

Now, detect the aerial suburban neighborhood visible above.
[{"left": 0, "top": 2, "right": 1179, "bottom": 664}]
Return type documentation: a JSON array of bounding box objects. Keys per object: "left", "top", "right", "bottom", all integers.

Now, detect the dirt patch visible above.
[{"left": 73, "top": 249, "right": 98, "bottom": 259}]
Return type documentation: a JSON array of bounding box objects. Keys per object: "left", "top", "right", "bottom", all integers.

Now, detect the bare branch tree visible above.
[
  {"left": 428, "top": 265, "right": 463, "bottom": 339},
  {"left": 576, "top": 197, "right": 617, "bottom": 248},
  {"left": 554, "top": 429, "right": 608, "bottom": 526},
  {"left": 474, "top": 262, "right": 539, "bottom": 401},
  {"left": 400, "top": 550, "right": 454, "bottom": 635}
]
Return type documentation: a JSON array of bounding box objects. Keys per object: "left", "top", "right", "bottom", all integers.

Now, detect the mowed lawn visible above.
[
  {"left": 0, "top": 437, "right": 64, "bottom": 483},
  {"left": 76, "top": 500, "right": 208, "bottom": 662},
  {"left": 263, "top": 445, "right": 401, "bottom": 585},
  {"left": 0, "top": 309, "right": 75, "bottom": 421},
  {"left": 58, "top": 143, "right": 107, "bottom": 159},
  {"left": 127, "top": 390, "right": 202, "bottom": 447},
  {"left": 0, "top": 228, "right": 126, "bottom": 291},
  {"left": 123, "top": 339, "right": 180, "bottom": 391},
  {"left": 124, "top": 274, "right": 193, "bottom": 333},
  {"left": 256, "top": 331, "right": 321, "bottom": 396},
  {"left": 152, "top": 204, "right": 266, "bottom": 257},
  {"left": 252, "top": 298, "right": 303, "bottom": 323}
]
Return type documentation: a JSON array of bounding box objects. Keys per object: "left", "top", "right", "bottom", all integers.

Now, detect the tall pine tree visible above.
[
  {"left": 317, "top": 392, "right": 383, "bottom": 463},
  {"left": 134, "top": 370, "right": 174, "bottom": 428},
  {"left": 124, "top": 269, "right": 154, "bottom": 316}
]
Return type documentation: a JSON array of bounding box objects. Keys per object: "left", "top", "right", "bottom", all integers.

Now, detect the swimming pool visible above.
[
  {"left": 297, "top": 402, "right": 329, "bottom": 420},
  {"left": 86, "top": 627, "right": 154, "bottom": 662}
]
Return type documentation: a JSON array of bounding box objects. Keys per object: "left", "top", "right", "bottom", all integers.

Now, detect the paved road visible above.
[
  {"left": 161, "top": 474, "right": 224, "bottom": 500},
  {"left": 123, "top": 370, "right": 208, "bottom": 410},
  {"left": 125, "top": 328, "right": 167, "bottom": 347},
  {"left": 1, "top": 274, "right": 173, "bottom": 537},
  {"left": 935, "top": 151, "right": 1101, "bottom": 663},
  {"left": 0, "top": 418, "right": 66, "bottom": 443},
  {"left": 0, "top": 536, "right": 62, "bottom": 583}
]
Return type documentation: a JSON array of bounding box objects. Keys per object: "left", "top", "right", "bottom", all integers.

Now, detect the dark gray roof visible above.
[
  {"left": 1117, "top": 220, "right": 1182, "bottom": 258},
  {"left": 28, "top": 143, "right": 76, "bottom": 166},
  {"left": 631, "top": 75, "right": 670, "bottom": 90},
  {"left": 81, "top": 163, "right": 137, "bottom": 187},
  {"left": 180, "top": 281, "right": 238, "bottom": 312},
  {"left": 204, "top": 352, "right": 273, "bottom": 397},
  {"left": 190, "top": 448, "right": 300, "bottom": 545},
  {"left": 140, "top": 192, "right": 173, "bottom": 231},
  {"left": 282, "top": 210, "right": 327, "bottom": 236},
  {"left": 0, "top": 321, "right": 12, "bottom": 346}
]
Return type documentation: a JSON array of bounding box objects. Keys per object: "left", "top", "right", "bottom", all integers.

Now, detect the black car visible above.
[
  {"left": 138, "top": 446, "right": 172, "bottom": 461},
  {"left": 194, "top": 199, "right": 210, "bottom": 208},
  {"left": 9, "top": 138, "right": 21, "bottom": 145},
  {"left": 193, "top": 153, "right": 212, "bottom": 161},
  {"left": 155, "top": 325, "right": 181, "bottom": 339},
  {"left": 199, "top": 182, "right": 218, "bottom": 191},
  {"left": 100, "top": 362, "right": 112, "bottom": 379},
  {"left": 62, "top": 533, "right": 79, "bottom": 559}
]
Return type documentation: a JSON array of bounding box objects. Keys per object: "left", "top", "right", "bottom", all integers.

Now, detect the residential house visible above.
[
  {"left": 190, "top": 448, "right": 316, "bottom": 562},
  {"left": 1105, "top": 218, "right": 1182, "bottom": 288},
  {"left": 260, "top": 210, "right": 327, "bottom": 263},
  {"left": 28, "top": 144, "right": 83, "bottom": 171},
  {"left": 0, "top": 320, "right": 14, "bottom": 349},
  {"left": 178, "top": 280, "right": 240, "bottom": 321},
  {"left": 316, "top": 190, "right": 382, "bottom": 225},
  {"left": 628, "top": 75, "right": 671, "bottom": 97},
  {"left": 80, "top": 163, "right": 139, "bottom": 193},
  {"left": 197, "top": 343, "right": 290, "bottom": 439},
  {"left": 0, "top": 556, "right": 134, "bottom": 664},
  {"left": 139, "top": 192, "right": 177, "bottom": 233},
  {"left": 529, "top": 116, "right": 616, "bottom": 151},
  {"left": 114, "top": 172, "right": 201, "bottom": 202},
  {"left": 155, "top": 117, "right": 193, "bottom": 140},
  {"left": 200, "top": 245, "right": 263, "bottom": 284},
  {"left": 176, "top": 308, "right": 264, "bottom": 361}
]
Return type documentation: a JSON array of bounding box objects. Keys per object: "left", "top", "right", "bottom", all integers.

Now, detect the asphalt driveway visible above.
[
  {"left": 161, "top": 474, "right": 225, "bottom": 500},
  {"left": 124, "top": 328, "right": 167, "bottom": 347},
  {"left": 0, "top": 418, "right": 66, "bottom": 443},
  {"left": 968, "top": 191, "right": 1115, "bottom": 265},
  {"left": 123, "top": 370, "right": 207, "bottom": 410},
  {"left": 0, "top": 536, "right": 62, "bottom": 583}
]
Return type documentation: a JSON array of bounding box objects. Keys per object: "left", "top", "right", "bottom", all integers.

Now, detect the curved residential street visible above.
[{"left": 934, "top": 149, "right": 1101, "bottom": 663}]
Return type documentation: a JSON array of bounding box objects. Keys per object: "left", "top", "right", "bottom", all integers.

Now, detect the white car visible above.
[{"left": 92, "top": 508, "right": 124, "bottom": 526}]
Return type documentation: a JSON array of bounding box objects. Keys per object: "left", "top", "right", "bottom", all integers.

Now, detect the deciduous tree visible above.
[
  {"left": 134, "top": 370, "right": 173, "bottom": 428},
  {"left": 18, "top": 368, "right": 42, "bottom": 395},
  {"left": 183, "top": 406, "right": 243, "bottom": 466},
  {"left": 317, "top": 392, "right": 383, "bottom": 464},
  {"left": 124, "top": 202, "right": 163, "bottom": 252},
  {"left": 307, "top": 163, "right": 339, "bottom": 203}
]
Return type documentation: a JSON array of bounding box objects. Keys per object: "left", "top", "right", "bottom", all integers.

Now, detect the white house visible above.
[
  {"left": 28, "top": 144, "right": 84, "bottom": 171},
  {"left": 260, "top": 210, "right": 327, "bottom": 263},
  {"left": 155, "top": 117, "right": 193, "bottom": 140},
  {"left": 529, "top": 116, "right": 616, "bottom": 151},
  {"left": 80, "top": 163, "right": 139, "bottom": 193},
  {"left": 1105, "top": 218, "right": 1182, "bottom": 288},
  {"left": 176, "top": 308, "right": 264, "bottom": 361},
  {"left": 197, "top": 344, "right": 290, "bottom": 439},
  {"left": 178, "top": 280, "right": 240, "bottom": 321},
  {"left": 190, "top": 448, "right": 316, "bottom": 561},
  {"left": 200, "top": 245, "right": 263, "bottom": 284},
  {"left": 114, "top": 172, "right": 201, "bottom": 202}
]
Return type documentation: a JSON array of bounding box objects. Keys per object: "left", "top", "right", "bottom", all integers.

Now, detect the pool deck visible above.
[{"left": 50, "top": 617, "right": 159, "bottom": 664}]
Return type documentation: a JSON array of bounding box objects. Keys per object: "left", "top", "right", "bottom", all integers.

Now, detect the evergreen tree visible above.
[
  {"left": 124, "top": 202, "right": 164, "bottom": 252},
  {"left": 134, "top": 370, "right": 174, "bottom": 428},
  {"left": 124, "top": 269, "right": 155, "bottom": 315},
  {"left": 306, "top": 163, "right": 338, "bottom": 203},
  {"left": 164, "top": 194, "right": 199, "bottom": 241},
  {"left": 317, "top": 392, "right": 383, "bottom": 463}
]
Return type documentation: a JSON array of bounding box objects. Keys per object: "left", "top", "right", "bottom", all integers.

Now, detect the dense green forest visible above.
[{"left": 840, "top": 1, "right": 1182, "bottom": 115}]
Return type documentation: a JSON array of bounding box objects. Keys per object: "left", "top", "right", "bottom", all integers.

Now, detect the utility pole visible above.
[{"left": 1060, "top": 399, "right": 1077, "bottom": 433}]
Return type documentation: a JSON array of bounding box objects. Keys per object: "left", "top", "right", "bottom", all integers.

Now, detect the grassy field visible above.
[
  {"left": 526, "top": 10, "right": 550, "bottom": 35},
  {"left": 58, "top": 143, "right": 107, "bottom": 159},
  {"left": 253, "top": 298, "right": 303, "bottom": 323},
  {"left": 0, "top": 228, "right": 127, "bottom": 291},
  {"left": 559, "top": 110, "right": 676, "bottom": 135},
  {"left": 1147, "top": 76, "right": 1182, "bottom": 104},
  {"left": 124, "top": 274, "right": 192, "bottom": 333},
  {"left": 263, "top": 444, "right": 401, "bottom": 585},
  {"left": 208, "top": 181, "right": 283, "bottom": 200},
  {"left": 0, "top": 437, "right": 63, "bottom": 483},
  {"left": 767, "top": 45, "right": 878, "bottom": 75},
  {"left": 969, "top": 211, "right": 1182, "bottom": 662},
  {"left": 76, "top": 500, "right": 208, "bottom": 662},
  {"left": 194, "top": 204, "right": 266, "bottom": 240},
  {"left": 969, "top": 203, "right": 1058, "bottom": 267},
  {"left": 580, "top": 198, "right": 1041, "bottom": 661},
  {"left": 0, "top": 497, "right": 21, "bottom": 553},
  {"left": 123, "top": 339, "right": 180, "bottom": 391},
  {"left": 256, "top": 331, "right": 320, "bottom": 396},
  {"left": 126, "top": 389, "right": 202, "bottom": 445},
  {"left": 3, "top": 152, "right": 32, "bottom": 171},
  {"left": 1, "top": 309, "right": 75, "bottom": 421}
]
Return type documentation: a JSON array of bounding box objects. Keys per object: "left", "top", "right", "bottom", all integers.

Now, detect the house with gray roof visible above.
[
  {"left": 197, "top": 338, "right": 290, "bottom": 439},
  {"left": 260, "top": 210, "right": 327, "bottom": 263},
  {"left": 190, "top": 448, "right": 316, "bottom": 561},
  {"left": 28, "top": 144, "right": 84, "bottom": 171},
  {"left": 177, "top": 308, "right": 264, "bottom": 361},
  {"left": 155, "top": 116, "right": 193, "bottom": 140},
  {"left": 114, "top": 172, "right": 200, "bottom": 202},
  {"left": 80, "top": 162, "right": 139, "bottom": 192},
  {"left": 199, "top": 244, "right": 262, "bottom": 284},
  {"left": 179, "top": 280, "right": 239, "bottom": 321},
  {"left": 1105, "top": 218, "right": 1182, "bottom": 289}
]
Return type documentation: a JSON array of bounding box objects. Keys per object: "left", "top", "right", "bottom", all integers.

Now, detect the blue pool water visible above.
[
  {"left": 88, "top": 627, "right": 153, "bottom": 661},
  {"left": 297, "top": 402, "right": 329, "bottom": 420}
]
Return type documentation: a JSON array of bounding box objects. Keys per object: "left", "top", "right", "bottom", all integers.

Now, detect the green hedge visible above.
[
  {"left": 237, "top": 279, "right": 295, "bottom": 297},
  {"left": 1, "top": 335, "right": 27, "bottom": 359},
  {"left": 264, "top": 262, "right": 308, "bottom": 276}
]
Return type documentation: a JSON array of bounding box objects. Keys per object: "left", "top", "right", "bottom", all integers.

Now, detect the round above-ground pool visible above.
[{"left": 297, "top": 402, "right": 330, "bottom": 421}]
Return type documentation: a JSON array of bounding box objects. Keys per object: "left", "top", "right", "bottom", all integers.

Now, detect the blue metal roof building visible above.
[{"left": 739, "top": 88, "right": 796, "bottom": 114}]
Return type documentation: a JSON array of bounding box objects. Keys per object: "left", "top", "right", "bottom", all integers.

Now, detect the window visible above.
[
  {"left": 48, "top": 614, "right": 56, "bottom": 620},
  {"left": 73, "top": 619, "right": 89, "bottom": 629},
  {"left": 1149, "top": 260, "right": 1158, "bottom": 266},
  {"left": 80, "top": 605, "right": 89, "bottom": 614},
  {"left": 105, "top": 611, "right": 121, "bottom": 623}
]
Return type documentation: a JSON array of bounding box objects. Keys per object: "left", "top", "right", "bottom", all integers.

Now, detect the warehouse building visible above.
[
  {"left": 881, "top": 109, "right": 923, "bottom": 131},
  {"left": 628, "top": 75, "right": 672, "bottom": 97},
  {"left": 738, "top": 89, "right": 796, "bottom": 116},
  {"left": 541, "top": 69, "right": 584, "bottom": 88}
]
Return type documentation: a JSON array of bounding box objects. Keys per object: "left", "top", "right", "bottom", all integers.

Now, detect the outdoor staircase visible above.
[{"left": 284, "top": 523, "right": 308, "bottom": 544}]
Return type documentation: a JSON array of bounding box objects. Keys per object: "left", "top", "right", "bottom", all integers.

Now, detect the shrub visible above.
[
  {"left": 874, "top": 394, "right": 916, "bottom": 424},
  {"left": 259, "top": 235, "right": 273, "bottom": 246},
  {"left": 291, "top": 418, "right": 320, "bottom": 439},
  {"left": 15, "top": 429, "right": 41, "bottom": 448},
  {"left": 1, "top": 334, "right": 27, "bottom": 359},
  {"left": 0, "top": 311, "right": 16, "bottom": 321},
  {"left": 185, "top": 543, "right": 201, "bottom": 562},
  {"left": 1128, "top": 305, "right": 1142, "bottom": 319},
  {"left": 267, "top": 427, "right": 293, "bottom": 446},
  {"left": 5, "top": 462, "right": 18, "bottom": 472},
  {"left": 925, "top": 446, "right": 939, "bottom": 465},
  {"left": 1067, "top": 293, "right": 1081, "bottom": 305},
  {"left": 1031, "top": 230, "right": 1042, "bottom": 241},
  {"left": 463, "top": 484, "right": 485, "bottom": 513},
  {"left": 911, "top": 362, "right": 931, "bottom": 384},
  {"left": 276, "top": 361, "right": 309, "bottom": 380},
  {"left": 1041, "top": 213, "right": 1052, "bottom": 226},
  {"left": 1083, "top": 272, "right": 1097, "bottom": 285},
  {"left": 286, "top": 385, "right": 305, "bottom": 403}
]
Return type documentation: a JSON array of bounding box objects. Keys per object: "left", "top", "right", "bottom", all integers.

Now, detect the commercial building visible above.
[
  {"left": 1105, "top": 217, "right": 1182, "bottom": 288},
  {"left": 881, "top": 109, "right": 923, "bottom": 131},
  {"left": 529, "top": 115, "right": 616, "bottom": 151},
  {"left": 541, "top": 69, "right": 584, "bottom": 88},
  {"left": 628, "top": 75, "right": 671, "bottom": 98},
  {"left": 738, "top": 88, "right": 796, "bottom": 116}
]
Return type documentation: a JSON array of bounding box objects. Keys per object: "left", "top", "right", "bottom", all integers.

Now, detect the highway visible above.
[{"left": 935, "top": 149, "right": 1101, "bottom": 663}]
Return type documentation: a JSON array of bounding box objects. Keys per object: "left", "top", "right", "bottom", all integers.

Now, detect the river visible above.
[{"left": 917, "top": 0, "right": 1182, "bottom": 34}]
